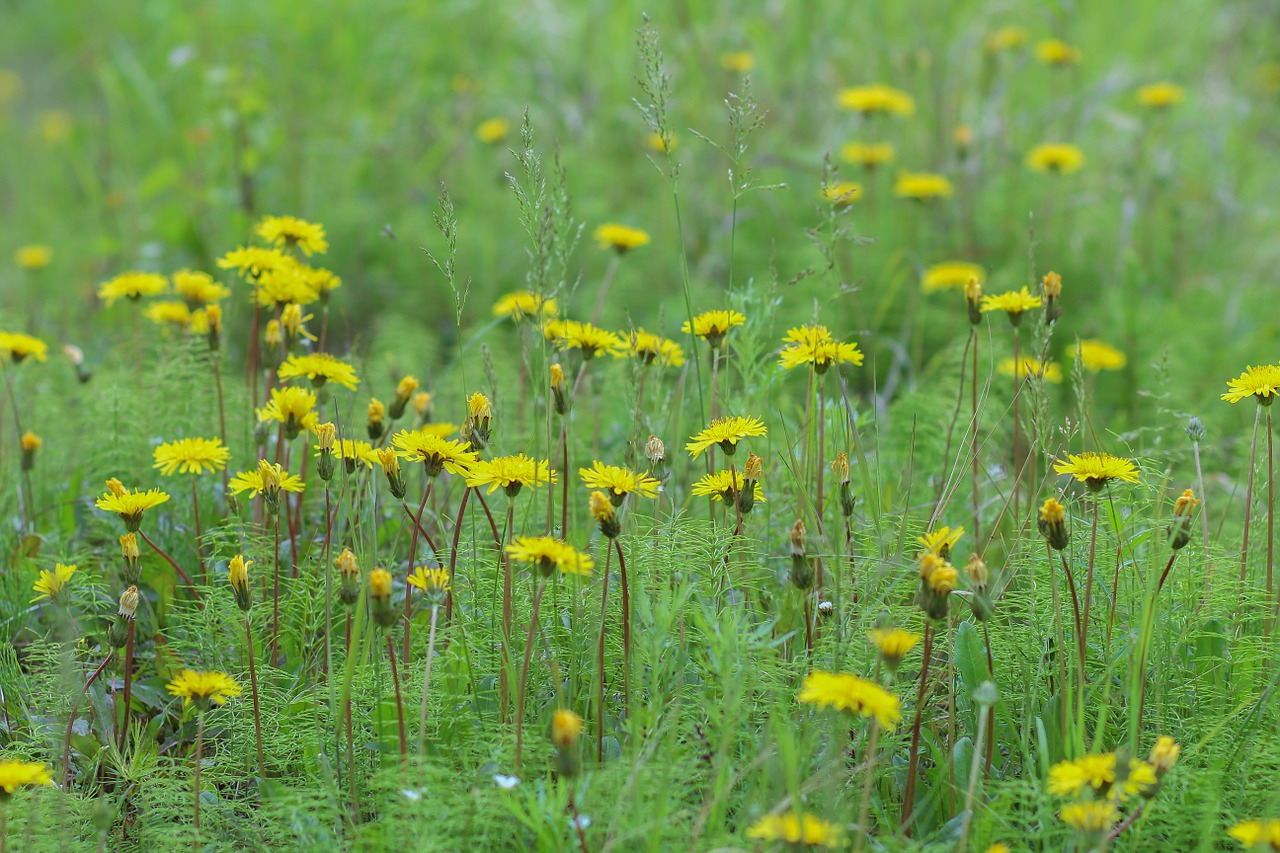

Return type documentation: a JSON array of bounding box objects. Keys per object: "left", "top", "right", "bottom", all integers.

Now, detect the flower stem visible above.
[
  {"left": 247, "top": 617, "right": 266, "bottom": 780},
  {"left": 402, "top": 481, "right": 434, "bottom": 664},
  {"left": 901, "top": 621, "right": 934, "bottom": 834},
  {"left": 270, "top": 512, "right": 281, "bottom": 662},
  {"left": 386, "top": 635, "right": 407, "bottom": 761},
  {"left": 1081, "top": 496, "right": 1100, "bottom": 648},
  {"left": 417, "top": 605, "right": 440, "bottom": 760},
  {"left": 597, "top": 543, "right": 612, "bottom": 763},
  {"left": 119, "top": 621, "right": 135, "bottom": 753},
  {"left": 193, "top": 712, "right": 205, "bottom": 850},
  {"left": 500, "top": 498, "right": 516, "bottom": 722},
  {"left": 190, "top": 476, "right": 206, "bottom": 583},
  {"left": 138, "top": 529, "right": 203, "bottom": 604},
  {"left": 854, "top": 722, "right": 881, "bottom": 853},
  {"left": 971, "top": 328, "right": 981, "bottom": 542},
  {"left": 614, "top": 537, "right": 631, "bottom": 717},
  {"left": 63, "top": 654, "right": 113, "bottom": 787},
  {"left": 445, "top": 486, "right": 472, "bottom": 631},
  {"left": 514, "top": 578, "right": 548, "bottom": 771},
  {"left": 1268, "top": 407, "right": 1275, "bottom": 635},
  {"left": 1238, "top": 406, "right": 1261, "bottom": 617}
]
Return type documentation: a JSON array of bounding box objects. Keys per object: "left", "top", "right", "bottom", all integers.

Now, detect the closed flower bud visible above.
[
  {"left": 376, "top": 448, "right": 407, "bottom": 499},
  {"left": 817, "top": 599, "right": 834, "bottom": 618},
  {"left": 336, "top": 548, "right": 361, "bottom": 606},
  {"left": 590, "top": 491, "right": 621, "bottom": 538},
  {"left": 256, "top": 458, "right": 284, "bottom": 515},
  {"left": 120, "top": 533, "right": 141, "bottom": 584},
  {"left": 367, "top": 398, "right": 385, "bottom": 440},
  {"left": 1168, "top": 488, "right": 1199, "bottom": 550},
  {"left": 1148, "top": 736, "right": 1180, "bottom": 777},
  {"left": 316, "top": 422, "right": 337, "bottom": 481},
  {"left": 390, "top": 375, "right": 418, "bottom": 419},
  {"left": 789, "top": 519, "right": 813, "bottom": 590},
  {"left": 739, "top": 452, "right": 763, "bottom": 515},
  {"left": 965, "top": 277, "right": 984, "bottom": 325},
  {"left": 369, "top": 568, "right": 398, "bottom": 628},
  {"left": 204, "top": 303, "right": 223, "bottom": 350},
  {"left": 550, "top": 364, "right": 569, "bottom": 415},
  {"left": 265, "top": 318, "right": 282, "bottom": 350},
  {"left": 1038, "top": 497, "right": 1069, "bottom": 550},
  {"left": 228, "top": 555, "right": 253, "bottom": 612},
  {"left": 1185, "top": 416, "right": 1205, "bottom": 443},
  {"left": 108, "top": 585, "right": 140, "bottom": 648},
  {"left": 551, "top": 708, "right": 584, "bottom": 777},
  {"left": 966, "top": 553, "right": 995, "bottom": 621},
  {"left": 916, "top": 553, "right": 955, "bottom": 620},
  {"left": 646, "top": 435, "right": 666, "bottom": 466},
  {"left": 20, "top": 431, "right": 41, "bottom": 471},
  {"left": 1042, "top": 271, "right": 1062, "bottom": 324},
  {"left": 413, "top": 391, "right": 432, "bottom": 423},
  {"left": 464, "top": 392, "right": 493, "bottom": 449}
]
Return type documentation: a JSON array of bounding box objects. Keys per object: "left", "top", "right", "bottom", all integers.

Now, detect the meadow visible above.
[{"left": 2, "top": 0, "right": 1280, "bottom": 850}]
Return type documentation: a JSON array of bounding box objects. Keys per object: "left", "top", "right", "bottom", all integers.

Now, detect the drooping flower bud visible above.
[
  {"left": 228, "top": 555, "right": 253, "bottom": 612},
  {"left": 390, "top": 375, "right": 418, "bottom": 420},
  {"left": 1038, "top": 497, "right": 1069, "bottom": 550},
  {"left": 1168, "top": 489, "right": 1199, "bottom": 551},
  {"left": 376, "top": 448, "right": 407, "bottom": 500}
]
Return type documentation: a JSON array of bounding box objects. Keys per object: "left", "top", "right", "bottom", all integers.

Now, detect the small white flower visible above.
[
  {"left": 401, "top": 788, "right": 423, "bottom": 801},
  {"left": 493, "top": 774, "right": 520, "bottom": 790},
  {"left": 569, "top": 814, "right": 591, "bottom": 830}
]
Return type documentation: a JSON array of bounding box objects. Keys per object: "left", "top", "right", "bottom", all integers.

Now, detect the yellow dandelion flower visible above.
[
  {"left": 894, "top": 171, "right": 954, "bottom": 200},
  {"left": 686, "top": 415, "right": 767, "bottom": 458},
  {"left": 923, "top": 261, "right": 985, "bottom": 293},
  {"left": 917, "top": 525, "right": 964, "bottom": 559},
  {"left": 166, "top": 669, "right": 242, "bottom": 707},
  {"left": 1138, "top": 81, "right": 1185, "bottom": 108},
  {"left": 15, "top": 245, "right": 52, "bottom": 270},
  {"left": 551, "top": 708, "right": 584, "bottom": 747},
  {"left": 153, "top": 437, "right": 230, "bottom": 476},
  {"left": 0, "top": 332, "right": 49, "bottom": 363},
  {"left": 1222, "top": 364, "right": 1280, "bottom": 404},
  {"left": 507, "top": 536, "right": 594, "bottom": 577},
  {"left": 1069, "top": 340, "right": 1126, "bottom": 372},
  {"left": 278, "top": 353, "right": 360, "bottom": 391},
  {"left": 1053, "top": 452, "right": 1140, "bottom": 488},
  {"left": 407, "top": 565, "right": 451, "bottom": 605},
  {"left": 255, "top": 264, "right": 321, "bottom": 307},
  {"left": 1060, "top": 801, "right": 1116, "bottom": 834},
  {"left": 719, "top": 51, "right": 755, "bottom": 73},
  {"left": 682, "top": 309, "right": 745, "bottom": 346},
  {"left": 98, "top": 271, "right": 168, "bottom": 306},
  {"left": 985, "top": 26, "right": 1028, "bottom": 53},
  {"left": 229, "top": 460, "right": 305, "bottom": 498},
  {"left": 690, "top": 470, "right": 767, "bottom": 504},
  {"left": 257, "top": 386, "right": 320, "bottom": 436},
  {"left": 143, "top": 300, "right": 192, "bottom": 329},
  {"left": 981, "top": 287, "right": 1042, "bottom": 322},
  {"left": 746, "top": 812, "right": 842, "bottom": 848},
  {"left": 836, "top": 83, "right": 915, "bottom": 116},
  {"left": 1036, "top": 38, "right": 1081, "bottom": 66},
  {"left": 1027, "top": 142, "right": 1085, "bottom": 174},
  {"left": 579, "top": 461, "right": 660, "bottom": 500},
  {"left": 1048, "top": 753, "right": 1115, "bottom": 797},
  {"left": 999, "top": 357, "right": 1064, "bottom": 383},
  {"left": 1228, "top": 819, "right": 1280, "bottom": 849},
  {"left": 621, "top": 329, "right": 686, "bottom": 367},
  {"left": 475, "top": 117, "right": 509, "bottom": 143},
  {"left": 256, "top": 215, "right": 328, "bottom": 255},
  {"left": 21, "top": 431, "right": 41, "bottom": 453},
  {"left": 0, "top": 759, "right": 52, "bottom": 795},
  {"left": 821, "top": 180, "right": 862, "bottom": 205},
  {"left": 552, "top": 319, "right": 624, "bottom": 359},
  {"left": 840, "top": 141, "right": 896, "bottom": 168},
  {"left": 95, "top": 480, "right": 170, "bottom": 531},
  {"left": 466, "top": 454, "right": 556, "bottom": 496},
  {"left": 217, "top": 246, "right": 292, "bottom": 279},
  {"left": 1121, "top": 759, "right": 1158, "bottom": 799},
  {"left": 778, "top": 324, "right": 864, "bottom": 372},
  {"left": 798, "top": 670, "right": 901, "bottom": 730},
  {"left": 493, "top": 291, "right": 557, "bottom": 320},
  {"left": 593, "top": 223, "right": 650, "bottom": 254},
  {"left": 870, "top": 628, "right": 922, "bottom": 669},
  {"left": 392, "top": 429, "right": 478, "bottom": 477},
  {"left": 31, "top": 563, "right": 76, "bottom": 604},
  {"left": 172, "top": 269, "right": 230, "bottom": 305}
]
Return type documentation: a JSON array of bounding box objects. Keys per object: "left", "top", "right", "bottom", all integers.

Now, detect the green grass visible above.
[{"left": 1, "top": 0, "right": 1279, "bottom": 850}]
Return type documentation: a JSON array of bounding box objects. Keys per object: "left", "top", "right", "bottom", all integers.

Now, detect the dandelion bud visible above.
[
  {"left": 256, "top": 458, "right": 284, "bottom": 515},
  {"left": 1042, "top": 271, "right": 1062, "bottom": 325},
  {"left": 739, "top": 452, "right": 763, "bottom": 515},
  {"left": 1185, "top": 416, "right": 1205, "bottom": 443},
  {"left": 743, "top": 452, "right": 763, "bottom": 481},
  {"left": 965, "top": 276, "right": 984, "bottom": 325},
  {"left": 315, "top": 422, "right": 337, "bottom": 481},
  {"left": 1168, "top": 488, "right": 1199, "bottom": 550},
  {"left": 63, "top": 343, "right": 93, "bottom": 383},
  {"left": 832, "top": 452, "right": 850, "bottom": 484},
  {"left": 390, "top": 375, "right": 418, "bottom": 419},
  {"left": 1038, "top": 497, "right": 1069, "bottom": 550},
  {"left": 265, "top": 318, "right": 282, "bottom": 351},
  {"left": 817, "top": 600, "right": 834, "bottom": 618},
  {"left": 20, "top": 431, "right": 41, "bottom": 471},
  {"left": 119, "top": 533, "right": 141, "bottom": 584},
  {"left": 954, "top": 123, "right": 973, "bottom": 155},
  {"left": 367, "top": 398, "right": 385, "bottom": 440},
  {"left": 1148, "top": 736, "right": 1180, "bottom": 777},
  {"left": 336, "top": 548, "right": 361, "bottom": 605},
  {"left": 228, "top": 555, "right": 253, "bottom": 612},
  {"left": 376, "top": 448, "right": 407, "bottom": 500},
  {"left": 108, "top": 586, "right": 139, "bottom": 648},
  {"left": 590, "top": 491, "right": 621, "bottom": 538},
  {"left": 281, "top": 303, "right": 308, "bottom": 346},
  {"left": 204, "top": 303, "right": 223, "bottom": 350},
  {"left": 369, "top": 568, "right": 398, "bottom": 629},
  {"left": 464, "top": 392, "right": 492, "bottom": 449},
  {"left": 412, "top": 391, "right": 432, "bottom": 423},
  {"left": 551, "top": 708, "right": 583, "bottom": 778},
  {"left": 916, "top": 553, "right": 956, "bottom": 620},
  {"left": 550, "top": 363, "right": 569, "bottom": 416},
  {"left": 789, "top": 519, "right": 813, "bottom": 590},
  {"left": 966, "top": 553, "right": 995, "bottom": 621}
]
